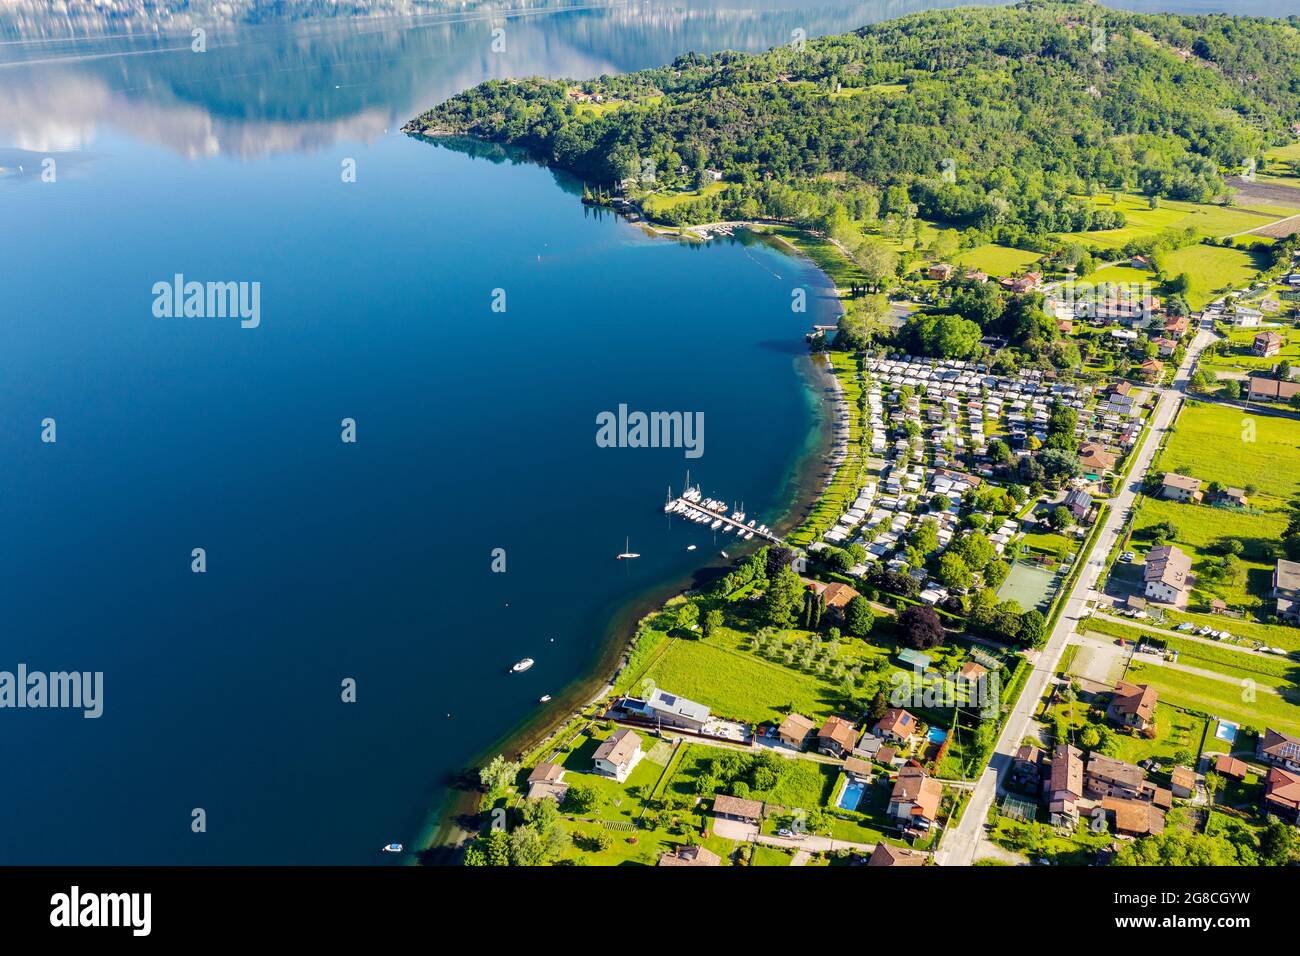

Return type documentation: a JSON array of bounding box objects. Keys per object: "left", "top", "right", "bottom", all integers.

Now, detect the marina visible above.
[{"left": 662, "top": 480, "right": 783, "bottom": 544}]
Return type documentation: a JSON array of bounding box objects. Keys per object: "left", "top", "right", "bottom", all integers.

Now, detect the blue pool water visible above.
[
  {"left": 1216, "top": 720, "right": 1239, "bottom": 743},
  {"left": 837, "top": 779, "right": 867, "bottom": 811},
  {"left": 928, "top": 727, "right": 948, "bottom": 744}
]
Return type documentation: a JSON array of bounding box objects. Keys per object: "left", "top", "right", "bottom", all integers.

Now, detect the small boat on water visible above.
[
  {"left": 511, "top": 658, "right": 535, "bottom": 673},
  {"left": 686, "top": 544, "right": 697, "bottom": 551},
  {"left": 539, "top": 695, "right": 552, "bottom": 703},
  {"left": 616, "top": 536, "right": 640, "bottom": 560},
  {"left": 720, "top": 550, "right": 730, "bottom": 558},
  {"left": 382, "top": 843, "right": 404, "bottom": 853},
  {"left": 709, "top": 519, "right": 723, "bottom": 531}
]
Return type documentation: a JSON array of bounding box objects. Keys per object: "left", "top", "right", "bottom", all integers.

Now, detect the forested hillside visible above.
[{"left": 406, "top": 0, "right": 1300, "bottom": 240}]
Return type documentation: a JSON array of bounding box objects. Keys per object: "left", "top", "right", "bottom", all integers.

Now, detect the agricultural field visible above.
[{"left": 1056, "top": 193, "right": 1300, "bottom": 251}]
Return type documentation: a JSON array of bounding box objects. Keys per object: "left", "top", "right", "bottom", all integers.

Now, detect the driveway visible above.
[{"left": 710, "top": 816, "right": 879, "bottom": 855}]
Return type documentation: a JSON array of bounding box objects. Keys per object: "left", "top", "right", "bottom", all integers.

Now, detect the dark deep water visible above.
[{"left": 1, "top": 0, "right": 1296, "bottom": 863}]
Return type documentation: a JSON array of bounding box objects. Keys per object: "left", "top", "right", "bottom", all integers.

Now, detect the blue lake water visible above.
[{"left": 2, "top": 0, "right": 1297, "bottom": 864}]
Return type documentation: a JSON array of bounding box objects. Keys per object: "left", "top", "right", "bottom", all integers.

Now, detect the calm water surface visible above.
[{"left": 1, "top": 0, "right": 1295, "bottom": 863}]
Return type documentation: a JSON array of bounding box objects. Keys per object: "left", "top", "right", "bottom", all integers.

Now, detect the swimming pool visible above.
[
  {"left": 837, "top": 778, "right": 867, "bottom": 811},
  {"left": 927, "top": 726, "right": 948, "bottom": 744},
  {"left": 1216, "top": 719, "right": 1239, "bottom": 743}
]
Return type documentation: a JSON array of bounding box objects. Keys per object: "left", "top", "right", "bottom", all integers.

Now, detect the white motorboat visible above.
[{"left": 511, "top": 658, "right": 535, "bottom": 673}]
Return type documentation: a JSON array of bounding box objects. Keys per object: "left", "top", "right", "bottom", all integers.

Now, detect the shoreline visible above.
[{"left": 414, "top": 216, "right": 851, "bottom": 863}]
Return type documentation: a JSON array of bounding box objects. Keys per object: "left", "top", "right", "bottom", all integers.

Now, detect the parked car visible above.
[{"left": 1120, "top": 551, "right": 1136, "bottom": 563}]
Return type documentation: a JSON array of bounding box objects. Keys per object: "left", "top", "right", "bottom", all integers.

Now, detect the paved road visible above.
[
  {"left": 935, "top": 325, "right": 1215, "bottom": 866},
  {"left": 1089, "top": 609, "right": 1283, "bottom": 660}
]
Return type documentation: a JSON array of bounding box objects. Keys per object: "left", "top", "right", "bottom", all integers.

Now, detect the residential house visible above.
[
  {"left": 873, "top": 708, "right": 918, "bottom": 745},
  {"left": 1253, "top": 331, "right": 1283, "bottom": 357},
  {"left": 867, "top": 843, "right": 927, "bottom": 867},
  {"left": 712, "top": 793, "right": 763, "bottom": 824},
  {"left": 1064, "top": 487, "right": 1093, "bottom": 522},
  {"left": 1139, "top": 358, "right": 1164, "bottom": 382},
  {"left": 928, "top": 263, "right": 954, "bottom": 281},
  {"left": 1085, "top": 754, "right": 1147, "bottom": 800},
  {"left": 888, "top": 765, "right": 942, "bottom": 832},
  {"left": 525, "top": 761, "right": 569, "bottom": 802},
  {"left": 658, "top": 844, "right": 722, "bottom": 866},
  {"left": 1011, "top": 744, "right": 1043, "bottom": 792},
  {"left": 1169, "top": 767, "right": 1196, "bottom": 800},
  {"left": 1248, "top": 376, "right": 1300, "bottom": 403},
  {"left": 816, "top": 716, "right": 859, "bottom": 757},
  {"left": 1257, "top": 728, "right": 1300, "bottom": 772},
  {"left": 821, "top": 582, "right": 861, "bottom": 618},
  {"left": 843, "top": 757, "right": 874, "bottom": 782},
  {"left": 1231, "top": 306, "right": 1265, "bottom": 327},
  {"left": 1160, "top": 472, "right": 1202, "bottom": 502},
  {"left": 1106, "top": 681, "right": 1158, "bottom": 733},
  {"left": 592, "top": 729, "right": 642, "bottom": 782},
  {"left": 638, "top": 688, "right": 710, "bottom": 733},
  {"left": 1152, "top": 336, "right": 1178, "bottom": 358},
  {"left": 1273, "top": 560, "right": 1300, "bottom": 623},
  {"left": 1078, "top": 442, "right": 1118, "bottom": 474},
  {"left": 1214, "top": 487, "right": 1248, "bottom": 509},
  {"left": 776, "top": 712, "right": 816, "bottom": 751},
  {"left": 1144, "top": 544, "right": 1192, "bottom": 606},
  {"left": 1214, "top": 755, "right": 1249, "bottom": 781},
  {"left": 964, "top": 270, "right": 989, "bottom": 284},
  {"left": 1102, "top": 797, "right": 1166, "bottom": 837},
  {"left": 1046, "top": 744, "right": 1084, "bottom": 827},
  {"left": 1263, "top": 767, "right": 1300, "bottom": 822},
  {"left": 1165, "top": 315, "right": 1189, "bottom": 337}
]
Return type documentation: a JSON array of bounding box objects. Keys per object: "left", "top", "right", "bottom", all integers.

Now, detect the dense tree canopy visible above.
[{"left": 410, "top": 1, "right": 1300, "bottom": 237}]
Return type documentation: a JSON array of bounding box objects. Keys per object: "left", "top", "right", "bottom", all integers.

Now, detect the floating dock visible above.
[{"left": 663, "top": 482, "right": 783, "bottom": 544}]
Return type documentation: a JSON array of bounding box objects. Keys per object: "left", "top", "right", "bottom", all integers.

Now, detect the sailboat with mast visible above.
[{"left": 616, "top": 536, "right": 640, "bottom": 560}]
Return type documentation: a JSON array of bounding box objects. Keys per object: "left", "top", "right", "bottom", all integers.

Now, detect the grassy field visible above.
[
  {"left": 641, "top": 179, "right": 727, "bottom": 215},
  {"left": 1201, "top": 324, "right": 1300, "bottom": 376},
  {"left": 1157, "top": 400, "right": 1300, "bottom": 505},
  {"left": 1130, "top": 497, "right": 1285, "bottom": 609},
  {"left": 1124, "top": 659, "right": 1300, "bottom": 738},
  {"left": 667, "top": 742, "right": 837, "bottom": 809},
  {"left": 1084, "top": 262, "right": 1155, "bottom": 285},
  {"left": 638, "top": 631, "right": 845, "bottom": 723},
  {"left": 954, "top": 243, "right": 1041, "bottom": 276},
  {"left": 1108, "top": 703, "right": 1208, "bottom": 766},
  {"left": 1162, "top": 244, "right": 1271, "bottom": 309},
  {"left": 1055, "top": 193, "right": 1300, "bottom": 252}
]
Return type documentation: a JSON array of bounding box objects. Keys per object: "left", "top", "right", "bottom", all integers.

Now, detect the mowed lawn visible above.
[
  {"left": 955, "top": 243, "right": 1041, "bottom": 276},
  {"left": 640, "top": 179, "right": 726, "bottom": 215},
  {"left": 1124, "top": 660, "right": 1300, "bottom": 739},
  {"left": 1158, "top": 401, "right": 1300, "bottom": 505},
  {"left": 639, "top": 632, "right": 847, "bottom": 723}
]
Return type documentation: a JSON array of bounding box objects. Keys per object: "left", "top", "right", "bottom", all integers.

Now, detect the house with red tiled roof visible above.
[
  {"left": 816, "top": 716, "right": 858, "bottom": 757},
  {"left": 873, "top": 708, "right": 918, "bottom": 744},
  {"left": 1263, "top": 766, "right": 1300, "bottom": 822},
  {"left": 1106, "top": 681, "right": 1158, "bottom": 733},
  {"left": 888, "top": 765, "right": 942, "bottom": 833}
]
